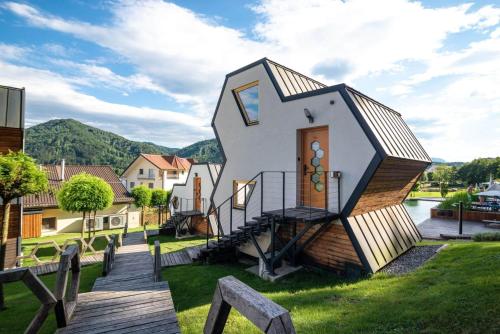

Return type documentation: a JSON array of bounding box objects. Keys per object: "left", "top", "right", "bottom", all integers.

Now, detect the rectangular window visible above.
[
  {"left": 148, "top": 183, "right": 154, "bottom": 189},
  {"left": 232, "top": 180, "right": 256, "bottom": 209},
  {"left": 42, "top": 217, "right": 56, "bottom": 231},
  {"left": 234, "top": 81, "right": 259, "bottom": 126},
  {"left": 148, "top": 168, "right": 155, "bottom": 178},
  {"left": 167, "top": 170, "right": 179, "bottom": 179},
  {"left": 130, "top": 181, "right": 135, "bottom": 189},
  {"left": 139, "top": 168, "right": 144, "bottom": 175}
]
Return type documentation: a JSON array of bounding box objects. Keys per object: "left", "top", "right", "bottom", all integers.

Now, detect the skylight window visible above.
[{"left": 233, "top": 81, "right": 260, "bottom": 125}]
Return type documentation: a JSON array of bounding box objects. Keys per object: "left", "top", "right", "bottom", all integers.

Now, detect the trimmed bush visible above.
[
  {"left": 438, "top": 191, "right": 478, "bottom": 210},
  {"left": 472, "top": 232, "right": 500, "bottom": 242}
]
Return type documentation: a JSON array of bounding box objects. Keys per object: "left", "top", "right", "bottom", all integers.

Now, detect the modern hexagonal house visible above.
[{"left": 205, "top": 58, "right": 431, "bottom": 275}]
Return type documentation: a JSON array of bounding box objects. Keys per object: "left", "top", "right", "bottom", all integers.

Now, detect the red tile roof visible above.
[
  {"left": 24, "top": 165, "right": 133, "bottom": 209},
  {"left": 141, "top": 154, "right": 193, "bottom": 171}
]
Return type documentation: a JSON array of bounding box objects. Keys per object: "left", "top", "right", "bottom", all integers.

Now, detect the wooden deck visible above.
[
  {"left": 160, "top": 245, "right": 203, "bottom": 267},
  {"left": 28, "top": 253, "right": 104, "bottom": 276},
  {"left": 263, "top": 206, "right": 339, "bottom": 223},
  {"left": 57, "top": 232, "right": 180, "bottom": 334}
]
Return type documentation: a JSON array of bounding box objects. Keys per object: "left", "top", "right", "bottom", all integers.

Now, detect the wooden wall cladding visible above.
[
  {"left": 0, "top": 127, "right": 23, "bottom": 153},
  {"left": 347, "top": 204, "right": 421, "bottom": 273},
  {"left": 0, "top": 204, "right": 21, "bottom": 269},
  {"left": 351, "top": 156, "right": 429, "bottom": 216},
  {"left": 22, "top": 212, "right": 42, "bottom": 239},
  {"left": 279, "top": 222, "right": 362, "bottom": 273}
]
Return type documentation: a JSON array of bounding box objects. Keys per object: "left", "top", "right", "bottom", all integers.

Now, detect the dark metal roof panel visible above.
[
  {"left": 265, "top": 59, "right": 327, "bottom": 97},
  {"left": 346, "top": 87, "right": 431, "bottom": 162}
]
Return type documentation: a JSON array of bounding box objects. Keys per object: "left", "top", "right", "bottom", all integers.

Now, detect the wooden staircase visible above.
[{"left": 199, "top": 216, "right": 272, "bottom": 263}]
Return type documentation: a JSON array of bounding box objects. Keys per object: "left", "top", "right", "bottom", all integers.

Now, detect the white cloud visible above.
[
  {"left": 0, "top": 60, "right": 212, "bottom": 147},
  {"left": 2, "top": 0, "right": 500, "bottom": 160}
]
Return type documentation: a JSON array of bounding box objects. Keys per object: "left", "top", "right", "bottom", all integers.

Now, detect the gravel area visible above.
[{"left": 381, "top": 245, "right": 445, "bottom": 275}]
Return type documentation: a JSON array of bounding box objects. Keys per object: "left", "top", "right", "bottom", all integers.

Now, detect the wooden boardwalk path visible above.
[
  {"left": 57, "top": 232, "right": 180, "bottom": 334},
  {"left": 160, "top": 245, "right": 202, "bottom": 267},
  {"left": 29, "top": 253, "right": 104, "bottom": 276}
]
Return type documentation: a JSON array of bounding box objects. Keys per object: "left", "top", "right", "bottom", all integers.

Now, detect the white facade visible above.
[
  {"left": 212, "top": 62, "right": 375, "bottom": 234},
  {"left": 171, "top": 163, "right": 220, "bottom": 215},
  {"left": 121, "top": 155, "right": 189, "bottom": 192},
  {"left": 39, "top": 204, "right": 141, "bottom": 235}
]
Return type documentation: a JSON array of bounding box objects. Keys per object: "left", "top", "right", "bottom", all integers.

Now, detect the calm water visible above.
[{"left": 403, "top": 200, "right": 438, "bottom": 225}]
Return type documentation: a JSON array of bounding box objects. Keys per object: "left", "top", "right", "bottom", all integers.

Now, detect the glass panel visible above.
[
  {"left": 315, "top": 182, "right": 324, "bottom": 192},
  {"left": 6, "top": 89, "right": 21, "bottom": 128},
  {"left": 0, "top": 88, "right": 7, "bottom": 127},
  {"left": 311, "top": 141, "right": 320, "bottom": 151},
  {"left": 311, "top": 157, "right": 320, "bottom": 167},
  {"left": 237, "top": 84, "right": 259, "bottom": 123}
]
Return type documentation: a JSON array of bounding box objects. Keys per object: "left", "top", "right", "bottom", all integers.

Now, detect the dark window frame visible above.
[{"left": 233, "top": 81, "right": 260, "bottom": 126}]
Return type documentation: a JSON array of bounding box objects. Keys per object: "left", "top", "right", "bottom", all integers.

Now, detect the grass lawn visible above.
[
  {"left": 164, "top": 241, "right": 500, "bottom": 333},
  {"left": 20, "top": 225, "right": 155, "bottom": 266},
  {"left": 408, "top": 191, "right": 452, "bottom": 198},
  {"left": 0, "top": 263, "right": 101, "bottom": 334},
  {"left": 147, "top": 234, "right": 209, "bottom": 254}
]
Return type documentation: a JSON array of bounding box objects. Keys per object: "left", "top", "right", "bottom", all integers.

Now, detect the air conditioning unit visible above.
[
  {"left": 108, "top": 215, "right": 126, "bottom": 229},
  {"left": 83, "top": 216, "right": 104, "bottom": 231}
]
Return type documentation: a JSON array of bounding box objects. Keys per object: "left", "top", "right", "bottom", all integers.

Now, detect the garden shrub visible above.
[
  {"left": 438, "top": 191, "right": 476, "bottom": 210},
  {"left": 472, "top": 232, "right": 500, "bottom": 242}
]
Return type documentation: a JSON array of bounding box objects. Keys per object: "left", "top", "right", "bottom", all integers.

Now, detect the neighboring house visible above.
[
  {"left": 121, "top": 154, "right": 194, "bottom": 191},
  {"left": 209, "top": 58, "right": 431, "bottom": 275},
  {"left": 171, "top": 163, "right": 221, "bottom": 234},
  {"left": 0, "top": 85, "right": 25, "bottom": 268},
  {"left": 23, "top": 162, "right": 140, "bottom": 237}
]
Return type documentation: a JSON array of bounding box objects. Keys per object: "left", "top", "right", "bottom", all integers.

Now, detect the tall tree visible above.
[
  {"left": 151, "top": 189, "right": 168, "bottom": 226},
  {"left": 0, "top": 151, "right": 48, "bottom": 309},
  {"left": 57, "top": 173, "right": 114, "bottom": 239},
  {"left": 131, "top": 186, "right": 152, "bottom": 226}
]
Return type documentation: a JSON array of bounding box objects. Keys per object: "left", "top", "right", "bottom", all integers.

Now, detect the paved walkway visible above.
[
  {"left": 57, "top": 232, "right": 180, "bottom": 334},
  {"left": 418, "top": 218, "right": 497, "bottom": 239}
]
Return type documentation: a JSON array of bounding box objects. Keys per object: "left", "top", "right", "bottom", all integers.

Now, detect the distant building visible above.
[
  {"left": 121, "top": 154, "right": 195, "bottom": 191},
  {"left": 23, "top": 162, "right": 140, "bottom": 237},
  {"left": 0, "top": 84, "right": 25, "bottom": 268}
]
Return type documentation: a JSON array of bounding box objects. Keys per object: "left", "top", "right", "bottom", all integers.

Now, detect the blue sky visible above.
[{"left": 0, "top": 0, "right": 499, "bottom": 161}]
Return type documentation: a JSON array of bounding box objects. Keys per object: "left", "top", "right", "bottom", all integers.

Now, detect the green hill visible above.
[{"left": 25, "top": 119, "right": 221, "bottom": 173}]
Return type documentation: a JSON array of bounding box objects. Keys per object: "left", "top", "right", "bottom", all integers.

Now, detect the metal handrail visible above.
[{"left": 205, "top": 170, "right": 341, "bottom": 249}]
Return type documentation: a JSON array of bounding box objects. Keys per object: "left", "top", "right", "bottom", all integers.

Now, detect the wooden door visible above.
[
  {"left": 193, "top": 176, "right": 201, "bottom": 212},
  {"left": 300, "top": 126, "right": 329, "bottom": 208}
]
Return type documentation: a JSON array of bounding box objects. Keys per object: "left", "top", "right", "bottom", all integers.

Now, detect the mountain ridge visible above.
[{"left": 25, "top": 119, "right": 222, "bottom": 173}]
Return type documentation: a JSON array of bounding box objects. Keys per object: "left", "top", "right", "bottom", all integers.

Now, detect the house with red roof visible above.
[
  {"left": 121, "top": 154, "right": 195, "bottom": 192},
  {"left": 23, "top": 161, "right": 140, "bottom": 238}
]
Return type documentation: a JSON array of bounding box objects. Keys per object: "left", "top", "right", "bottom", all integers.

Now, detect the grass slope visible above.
[
  {"left": 0, "top": 263, "right": 101, "bottom": 334},
  {"left": 164, "top": 241, "right": 500, "bottom": 333}
]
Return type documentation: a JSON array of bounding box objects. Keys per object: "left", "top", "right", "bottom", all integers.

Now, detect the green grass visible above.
[
  {"left": 20, "top": 226, "right": 155, "bottom": 266},
  {"left": 408, "top": 191, "right": 453, "bottom": 198},
  {"left": 0, "top": 263, "right": 101, "bottom": 334},
  {"left": 163, "top": 241, "right": 500, "bottom": 334},
  {"left": 147, "top": 234, "right": 209, "bottom": 254}
]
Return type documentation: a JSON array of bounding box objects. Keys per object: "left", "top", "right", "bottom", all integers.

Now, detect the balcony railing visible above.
[{"left": 207, "top": 170, "right": 341, "bottom": 242}]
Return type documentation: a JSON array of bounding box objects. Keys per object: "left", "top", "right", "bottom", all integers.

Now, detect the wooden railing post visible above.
[
  {"left": 204, "top": 276, "right": 295, "bottom": 334},
  {"left": 0, "top": 268, "right": 58, "bottom": 333},
  {"left": 54, "top": 245, "right": 81, "bottom": 328},
  {"left": 153, "top": 240, "right": 162, "bottom": 282}
]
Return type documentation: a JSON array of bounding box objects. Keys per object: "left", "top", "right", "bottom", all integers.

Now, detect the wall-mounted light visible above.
[{"left": 304, "top": 108, "right": 314, "bottom": 123}]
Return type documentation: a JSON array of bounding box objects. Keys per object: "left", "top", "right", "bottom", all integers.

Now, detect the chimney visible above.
[{"left": 61, "top": 159, "right": 66, "bottom": 181}]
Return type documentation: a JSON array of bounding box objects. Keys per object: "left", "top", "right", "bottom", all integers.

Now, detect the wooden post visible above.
[
  {"left": 204, "top": 276, "right": 295, "bottom": 334},
  {"left": 154, "top": 240, "right": 162, "bottom": 282},
  {"left": 54, "top": 245, "right": 80, "bottom": 328}
]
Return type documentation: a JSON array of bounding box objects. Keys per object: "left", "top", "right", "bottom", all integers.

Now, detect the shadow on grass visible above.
[{"left": 164, "top": 242, "right": 500, "bottom": 333}]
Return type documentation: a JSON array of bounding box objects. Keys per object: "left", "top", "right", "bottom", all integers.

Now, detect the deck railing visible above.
[
  {"left": 102, "top": 235, "right": 118, "bottom": 276},
  {"left": 205, "top": 170, "right": 341, "bottom": 248},
  {"left": 0, "top": 244, "right": 82, "bottom": 332},
  {"left": 172, "top": 197, "right": 208, "bottom": 215}
]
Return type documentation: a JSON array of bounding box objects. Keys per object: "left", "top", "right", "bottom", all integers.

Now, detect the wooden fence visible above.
[
  {"left": 204, "top": 276, "right": 296, "bottom": 334},
  {"left": 0, "top": 245, "right": 81, "bottom": 333}
]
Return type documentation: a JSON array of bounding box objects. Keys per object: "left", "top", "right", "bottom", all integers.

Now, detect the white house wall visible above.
[
  {"left": 171, "top": 164, "right": 215, "bottom": 215},
  {"left": 213, "top": 64, "right": 376, "bottom": 234},
  {"left": 122, "top": 158, "right": 188, "bottom": 191},
  {"left": 42, "top": 203, "right": 140, "bottom": 234}
]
